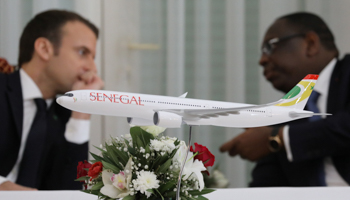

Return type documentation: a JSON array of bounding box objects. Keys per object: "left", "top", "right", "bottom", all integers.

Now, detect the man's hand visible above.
[
  {"left": 220, "top": 127, "right": 273, "bottom": 161},
  {"left": 72, "top": 71, "right": 104, "bottom": 91},
  {"left": 0, "top": 181, "right": 37, "bottom": 191},
  {"left": 71, "top": 71, "right": 104, "bottom": 120}
]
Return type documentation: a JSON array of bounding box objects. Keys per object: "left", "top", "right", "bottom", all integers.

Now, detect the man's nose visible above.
[
  {"left": 259, "top": 53, "right": 269, "bottom": 67},
  {"left": 85, "top": 57, "right": 97, "bottom": 72}
]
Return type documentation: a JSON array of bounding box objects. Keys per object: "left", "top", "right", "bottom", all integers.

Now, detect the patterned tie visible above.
[
  {"left": 308, "top": 91, "right": 322, "bottom": 122},
  {"left": 17, "top": 98, "right": 47, "bottom": 187}
]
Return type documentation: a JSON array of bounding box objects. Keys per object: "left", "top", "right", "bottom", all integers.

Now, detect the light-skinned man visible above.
[{"left": 0, "top": 10, "right": 104, "bottom": 190}]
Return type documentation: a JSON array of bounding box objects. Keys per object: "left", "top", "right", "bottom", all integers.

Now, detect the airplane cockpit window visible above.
[{"left": 64, "top": 93, "right": 74, "bottom": 97}]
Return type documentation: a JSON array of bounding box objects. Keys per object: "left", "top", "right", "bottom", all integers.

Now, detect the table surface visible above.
[{"left": 1, "top": 187, "right": 350, "bottom": 200}]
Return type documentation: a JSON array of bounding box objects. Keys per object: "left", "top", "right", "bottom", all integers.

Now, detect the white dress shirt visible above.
[
  {"left": 283, "top": 58, "right": 348, "bottom": 186},
  {"left": 0, "top": 69, "right": 90, "bottom": 186}
]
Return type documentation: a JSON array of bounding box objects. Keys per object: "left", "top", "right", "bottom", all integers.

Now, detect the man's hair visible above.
[
  {"left": 278, "top": 12, "right": 338, "bottom": 53},
  {"left": 18, "top": 9, "right": 99, "bottom": 67}
]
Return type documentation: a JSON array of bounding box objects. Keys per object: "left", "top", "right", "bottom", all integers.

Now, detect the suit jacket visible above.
[
  {"left": 0, "top": 71, "right": 88, "bottom": 190},
  {"left": 250, "top": 55, "right": 350, "bottom": 186}
]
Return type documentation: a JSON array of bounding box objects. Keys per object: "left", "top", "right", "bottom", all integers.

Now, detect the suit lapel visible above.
[
  {"left": 327, "top": 56, "right": 350, "bottom": 114},
  {"left": 327, "top": 55, "right": 350, "bottom": 184},
  {"left": 6, "top": 71, "right": 23, "bottom": 137}
]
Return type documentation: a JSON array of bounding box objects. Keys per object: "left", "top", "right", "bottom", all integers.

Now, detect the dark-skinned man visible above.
[{"left": 220, "top": 12, "right": 350, "bottom": 186}]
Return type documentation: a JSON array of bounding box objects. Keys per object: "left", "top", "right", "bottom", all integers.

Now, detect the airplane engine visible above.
[
  {"left": 153, "top": 111, "right": 182, "bottom": 128},
  {"left": 127, "top": 117, "right": 154, "bottom": 126}
]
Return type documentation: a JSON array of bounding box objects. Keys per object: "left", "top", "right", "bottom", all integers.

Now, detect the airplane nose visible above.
[
  {"left": 56, "top": 93, "right": 74, "bottom": 105},
  {"left": 56, "top": 96, "right": 63, "bottom": 105}
]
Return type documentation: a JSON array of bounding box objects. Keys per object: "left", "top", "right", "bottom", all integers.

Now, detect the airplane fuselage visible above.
[{"left": 57, "top": 90, "right": 312, "bottom": 128}]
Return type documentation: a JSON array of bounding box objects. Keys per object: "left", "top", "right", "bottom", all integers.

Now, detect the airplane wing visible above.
[{"left": 155, "top": 99, "right": 284, "bottom": 119}]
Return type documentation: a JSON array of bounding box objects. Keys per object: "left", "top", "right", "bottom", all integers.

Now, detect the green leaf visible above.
[
  {"left": 163, "top": 191, "right": 176, "bottom": 198},
  {"left": 102, "top": 160, "right": 120, "bottom": 173},
  {"left": 90, "top": 181, "right": 104, "bottom": 190},
  {"left": 90, "top": 152, "right": 104, "bottom": 162},
  {"left": 151, "top": 153, "right": 170, "bottom": 170},
  {"left": 188, "top": 188, "right": 215, "bottom": 196},
  {"left": 75, "top": 176, "right": 90, "bottom": 182},
  {"left": 196, "top": 195, "right": 209, "bottom": 200},
  {"left": 113, "top": 147, "right": 129, "bottom": 165},
  {"left": 130, "top": 126, "right": 154, "bottom": 147},
  {"left": 102, "top": 151, "right": 115, "bottom": 164},
  {"left": 127, "top": 145, "right": 136, "bottom": 156},
  {"left": 81, "top": 189, "right": 100, "bottom": 195},
  {"left": 122, "top": 195, "right": 136, "bottom": 200},
  {"left": 146, "top": 189, "right": 155, "bottom": 194},
  {"left": 155, "top": 189, "right": 165, "bottom": 200},
  {"left": 158, "top": 180, "right": 176, "bottom": 193},
  {"left": 145, "top": 145, "right": 151, "bottom": 154},
  {"left": 169, "top": 147, "right": 178, "bottom": 159},
  {"left": 157, "top": 159, "right": 172, "bottom": 174},
  {"left": 137, "top": 136, "right": 146, "bottom": 148},
  {"left": 104, "top": 144, "right": 124, "bottom": 169},
  {"left": 93, "top": 145, "right": 107, "bottom": 153},
  {"left": 110, "top": 135, "right": 120, "bottom": 147},
  {"left": 174, "top": 139, "right": 180, "bottom": 146}
]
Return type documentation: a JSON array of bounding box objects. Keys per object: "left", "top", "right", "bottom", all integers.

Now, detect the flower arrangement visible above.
[{"left": 76, "top": 126, "right": 215, "bottom": 200}]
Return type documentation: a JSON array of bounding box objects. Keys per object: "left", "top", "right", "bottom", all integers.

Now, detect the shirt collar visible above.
[
  {"left": 20, "top": 69, "right": 54, "bottom": 107},
  {"left": 20, "top": 69, "right": 43, "bottom": 100},
  {"left": 313, "top": 58, "right": 337, "bottom": 96}
]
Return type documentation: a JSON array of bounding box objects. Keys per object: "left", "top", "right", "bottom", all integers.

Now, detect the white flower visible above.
[
  {"left": 133, "top": 170, "right": 160, "bottom": 198},
  {"left": 123, "top": 134, "right": 132, "bottom": 142},
  {"left": 150, "top": 140, "right": 164, "bottom": 152},
  {"left": 211, "top": 169, "right": 229, "bottom": 188},
  {"left": 162, "top": 138, "right": 176, "bottom": 153},
  {"left": 150, "top": 137, "right": 176, "bottom": 153},
  {"left": 172, "top": 141, "right": 187, "bottom": 164},
  {"left": 100, "top": 158, "right": 133, "bottom": 198},
  {"left": 172, "top": 141, "right": 206, "bottom": 191},
  {"left": 140, "top": 125, "right": 166, "bottom": 136}
]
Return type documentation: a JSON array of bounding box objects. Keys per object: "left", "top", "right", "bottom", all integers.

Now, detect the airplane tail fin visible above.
[{"left": 274, "top": 74, "right": 318, "bottom": 110}]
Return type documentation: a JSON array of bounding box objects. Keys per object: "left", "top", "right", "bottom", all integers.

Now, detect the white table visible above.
[{"left": 1, "top": 187, "right": 350, "bottom": 200}]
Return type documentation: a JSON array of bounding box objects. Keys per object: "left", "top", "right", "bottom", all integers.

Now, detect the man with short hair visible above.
[
  {"left": 0, "top": 10, "right": 104, "bottom": 190},
  {"left": 220, "top": 12, "right": 350, "bottom": 186}
]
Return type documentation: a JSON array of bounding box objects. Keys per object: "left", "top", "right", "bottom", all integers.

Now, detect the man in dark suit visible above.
[
  {"left": 220, "top": 12, "right": 350, "bottom": 186},
  {"left": 0, "top": 10, "right": 104, "bottom": 190}
]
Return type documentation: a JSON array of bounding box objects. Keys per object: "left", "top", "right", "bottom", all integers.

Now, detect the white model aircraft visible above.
[{"left": 57, "top": 74, "right": 328, "bottom": 128}]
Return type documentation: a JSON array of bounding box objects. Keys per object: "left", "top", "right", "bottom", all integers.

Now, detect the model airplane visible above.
[{"left": 57, "top": 74, "right": 329, "bottom": 128}]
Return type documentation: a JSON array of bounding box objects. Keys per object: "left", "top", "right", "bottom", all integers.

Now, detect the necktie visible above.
[
  {"left": 307, "top": 91, "right": 326, "bottom": 185},
  {"left": 308, "top": 91, "right": 322, "bottom": 122},
  {"left": 17, "top": 98, "right": 48, "bottom": 187}
]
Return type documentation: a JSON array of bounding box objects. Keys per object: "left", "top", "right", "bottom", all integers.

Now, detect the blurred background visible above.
[{"left": 1, "top": 0, "right": 350, "bottom": 188}]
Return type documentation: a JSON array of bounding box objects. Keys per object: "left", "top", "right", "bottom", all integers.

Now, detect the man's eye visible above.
[{"left": 78, "top": 49, "right": 86, "bottom": 55}]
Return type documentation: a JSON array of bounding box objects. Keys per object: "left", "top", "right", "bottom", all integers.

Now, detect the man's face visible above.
[
  {"left": 259, "top": 19, "right": 309, "bottom": 93},
  {"left": 46, "top": 21, "right": 97, "bottom": 94}
]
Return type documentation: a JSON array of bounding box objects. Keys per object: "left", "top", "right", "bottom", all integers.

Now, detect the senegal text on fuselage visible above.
[{"left": 89, "top": 92, "right": 145, "bottom": 105}]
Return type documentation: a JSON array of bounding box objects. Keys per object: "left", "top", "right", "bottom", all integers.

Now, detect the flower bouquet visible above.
[{"left": 76, "top": 126, "right": 215, "bottom": 200}]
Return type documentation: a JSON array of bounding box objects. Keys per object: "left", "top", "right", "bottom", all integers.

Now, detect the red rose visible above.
[
  {"left": 88, "top": 161, "right": 103, "bottom": 179},
  {"left": 190, "top": 143, "right": 215, "bottom": 168},
  {"left": 77, "top": 160, "right": 92, "bottom": 181}
]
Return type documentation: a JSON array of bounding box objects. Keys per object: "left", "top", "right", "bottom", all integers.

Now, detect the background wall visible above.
[{"left": 1, "top": 0, "right": 350, "bottom": 188}]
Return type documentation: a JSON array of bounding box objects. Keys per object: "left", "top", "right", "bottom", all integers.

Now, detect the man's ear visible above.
[
  {"left": 34, "top": 37, "right": 54, "bottom": 61},
  {"left": 304, "top": 31, "right": 321, "bottom": 57}
]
